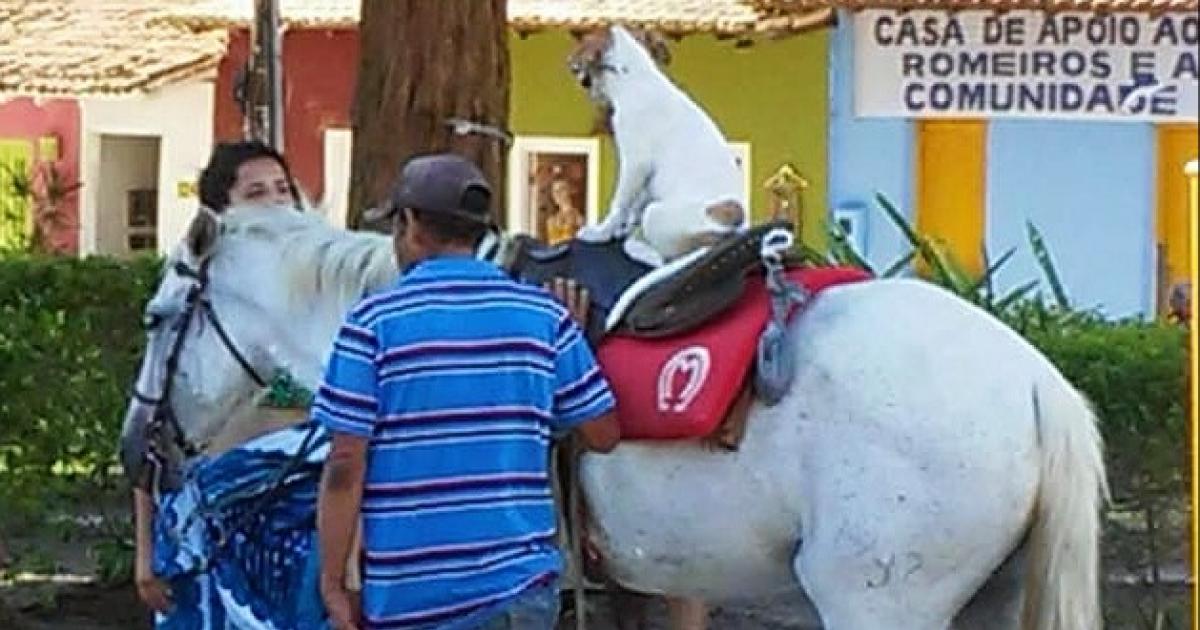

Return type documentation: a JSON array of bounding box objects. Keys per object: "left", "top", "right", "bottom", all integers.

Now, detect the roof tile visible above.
[{"left": 0, "top": 1, "right": 227, "bottom": 97}]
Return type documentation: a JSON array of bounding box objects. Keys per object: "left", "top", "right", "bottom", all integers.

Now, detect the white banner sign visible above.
[{"left": 853, "top": 10, "right": 1199, "bottom": 121}]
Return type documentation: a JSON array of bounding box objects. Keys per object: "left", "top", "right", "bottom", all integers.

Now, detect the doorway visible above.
[{"left": 95, "top": 135, "right": 160, "bottom": 257}]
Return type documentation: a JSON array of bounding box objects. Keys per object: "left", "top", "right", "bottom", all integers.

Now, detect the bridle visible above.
[
  {"left": 132, "top": 253, "right": 330, "bottom": 552},
  {"left": 132, "top": 256, "right": 269, "bottom": 490}
]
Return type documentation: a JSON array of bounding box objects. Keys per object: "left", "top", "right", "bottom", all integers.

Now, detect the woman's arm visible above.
[{"left": 133, "top": 487, "right": 172, "bottom": 613}]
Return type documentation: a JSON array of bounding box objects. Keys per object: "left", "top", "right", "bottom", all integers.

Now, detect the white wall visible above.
[{"left": 80, "top": 81, "right": 215, "bottom": 256}]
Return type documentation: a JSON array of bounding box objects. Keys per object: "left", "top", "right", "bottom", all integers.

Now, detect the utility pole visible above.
[{"left": 249, "top": 0, "right": 284, "bottom": 150}]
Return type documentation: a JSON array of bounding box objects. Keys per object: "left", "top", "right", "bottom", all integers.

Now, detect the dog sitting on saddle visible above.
[{"left": 568, "top": 24, "right": 748, "bottom": 264}]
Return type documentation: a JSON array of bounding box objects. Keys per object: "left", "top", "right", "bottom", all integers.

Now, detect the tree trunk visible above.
[{"left": 349, "top": 0, "right": 510, "bottom": 231}]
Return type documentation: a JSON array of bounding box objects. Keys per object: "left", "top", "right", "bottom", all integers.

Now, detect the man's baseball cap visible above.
[{"left": 364, "top": 153, "right": 494, "bottom": 225}]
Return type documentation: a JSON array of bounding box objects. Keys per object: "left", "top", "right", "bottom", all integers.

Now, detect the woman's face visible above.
[
  {"left": 228, "top": 157, "right": 294, "bottom": 207},
  {"left": 550, "top": 180, "right": 573, "bottom": 208}
]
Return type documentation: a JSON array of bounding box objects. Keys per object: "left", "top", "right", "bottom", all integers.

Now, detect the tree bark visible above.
[{"left": 349, "top": 0, "right": 510, "bottom": 231}]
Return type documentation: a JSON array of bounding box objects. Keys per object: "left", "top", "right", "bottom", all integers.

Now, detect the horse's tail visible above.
[{"left": 1021, "top": 373, "right": 1109, "bottom": 630}]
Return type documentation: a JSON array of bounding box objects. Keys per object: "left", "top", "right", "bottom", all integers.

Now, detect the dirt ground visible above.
[
  {"left": 0, "top": 492, "right": 824, "bottom": 629},
  {"left": 0, "top": 503, "right": 1189, "bottom": 629},
  {"left": 1, "top": 579, "right": 820, "bottom": 629},
  {"left": 1, "top": 569, "right": 1192, "bottom": 629}
]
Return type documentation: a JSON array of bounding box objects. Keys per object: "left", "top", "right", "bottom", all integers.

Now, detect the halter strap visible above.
[{"left": 134, "top": 256, "right": 271, "bottom": 468}]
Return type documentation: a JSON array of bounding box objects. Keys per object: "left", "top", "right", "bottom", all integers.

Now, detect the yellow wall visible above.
[
  {"left": 509, "top": 29, "right": 830, "bottom": 245},
  {"left": 0, "top": 138, "right": 33, "bottom": 249},
  {"left": 1156, "top": 124, "right": 1199, "bottom": 307},
  {"left": 914, "top": 120, "right": 987, "bottom": 276}
]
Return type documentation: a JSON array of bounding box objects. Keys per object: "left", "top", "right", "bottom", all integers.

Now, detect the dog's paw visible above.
[
  {"left": 622, "top": 239, "right": 664, "bottom": 268},
  {"left": 576, "top": 223, "right": 617, "bottom": 243}
]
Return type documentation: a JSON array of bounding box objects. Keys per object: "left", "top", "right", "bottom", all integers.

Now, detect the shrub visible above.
[{"left": 0, "top": 254, "right": 161, "bottom": 521}]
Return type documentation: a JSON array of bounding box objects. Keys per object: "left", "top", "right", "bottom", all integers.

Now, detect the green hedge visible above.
[
  {"left": 1024, "top": 318, "right": 1188, "bottom": 500},
  {"left": 0, "top": 255, "right": 162, "bottom": 518},
  {"left": 0, "top": 255, "right": 1188, "bottom": 515}
]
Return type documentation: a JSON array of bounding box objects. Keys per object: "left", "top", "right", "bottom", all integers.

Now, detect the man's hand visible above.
[
  {"left": 546, "top": 277, "right": 590, "bottom": 326},
  {"left": 135, "top": 564, "right": 173, "bottom": 614},
  {"left": 321, "top": 574, "right": 361, "bottom": 630},
  {"left": 132, "top": 487, "right": 171, "bottom": 614}
]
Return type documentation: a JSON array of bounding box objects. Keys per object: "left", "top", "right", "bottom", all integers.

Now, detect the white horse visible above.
[{"left": 121, "top": 204, "right": 1108, "bottom": 630}]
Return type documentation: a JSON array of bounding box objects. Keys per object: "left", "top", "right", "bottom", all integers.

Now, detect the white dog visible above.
[{"left": 568, "top": 25, "right": 748, "bottom": 264}]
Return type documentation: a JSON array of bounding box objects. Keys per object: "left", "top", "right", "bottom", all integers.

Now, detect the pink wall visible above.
[
  {"left": 214, "top": 28, "right": 358, "bottom": 202},
  {"left": 0, "top": 97, "right": 81, "bottom": 252}
]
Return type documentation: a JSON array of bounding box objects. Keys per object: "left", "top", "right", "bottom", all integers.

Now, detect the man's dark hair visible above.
[
  {"left": 198, "top": 140, "right": 301, "bottom": 212},
  {"left": 409, "top": 208, "right": 488, "bottom": 248}
]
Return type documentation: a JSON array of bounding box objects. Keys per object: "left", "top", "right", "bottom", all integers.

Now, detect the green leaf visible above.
[
  {"left": 1027, "top": 221, "right": 1070, "bottom": 309},
  {"left": 827, "top": 219, "right": 875, "bottom": 273},
  {"left": 994, "top": 279, "right": 1040, "bottom": 311},
  {"left": 880, "top": 250, "right": 917, "bottom": 278}
]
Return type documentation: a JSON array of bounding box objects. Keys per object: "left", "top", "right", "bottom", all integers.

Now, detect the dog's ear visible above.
[
  {"left": 570, "top": 28, "right": 611, "bottom": 68},
  {"left": 591, "top": 103, "right": 615, "bottom": 136},
  {"left": 632, "top": 28, "right": 672, "bottom": 66}
]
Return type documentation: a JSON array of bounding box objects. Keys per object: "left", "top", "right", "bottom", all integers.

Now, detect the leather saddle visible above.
[
  {"left": 501, "top": 220, "right": 797, "bottom": 344},
  {"left": 501, "top": 236, "right": 654, "bottom": 345}
]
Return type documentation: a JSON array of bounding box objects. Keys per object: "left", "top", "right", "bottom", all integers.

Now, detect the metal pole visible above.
[
  {"left": 570, "top": 440, "right": 587, "bottom": 630},
  {"left": 252, "top": 0, "right": 284, "bottom": 150},
  {"left": 266, "top": 0, "right": 284, "bottom": 151}
]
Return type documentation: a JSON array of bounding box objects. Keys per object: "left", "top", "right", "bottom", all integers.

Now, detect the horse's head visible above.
[
  {"left": 119, "top": 203, "right": 370, "bottom": 488},
  {"left": 567, "top": 24, "right": 672, "bottom": 104}
]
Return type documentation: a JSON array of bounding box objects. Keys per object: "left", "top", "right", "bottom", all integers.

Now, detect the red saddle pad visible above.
[{"left": 596, "top": 267, "right": 871, "bottom": 440}]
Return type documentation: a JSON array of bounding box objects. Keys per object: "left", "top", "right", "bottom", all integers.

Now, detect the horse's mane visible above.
[{"left": 216, "top": 203, "right": 398, "bottom": 310}]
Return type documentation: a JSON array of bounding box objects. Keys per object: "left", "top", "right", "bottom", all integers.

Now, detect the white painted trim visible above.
[
  {"left": 77, "top": 129, "right": 99, "bottom": 255},
  {"left": 322, "top": 128, "right": 353, "bottom": 228},
  {"left": 506, "top": 135, "right": 601, "bottom": 234},
  {"left": 833, "top": 203, "right": 869, "bottom": 257}
]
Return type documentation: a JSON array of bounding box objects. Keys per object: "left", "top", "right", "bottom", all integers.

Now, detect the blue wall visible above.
[
  {"left": 827, "top": 10, "right": 1158, "bottom": 317},
  {"left": 827, "top": 11, "right": 913, "bottom": 271},
  {"left": 986, "top": 121, "right": 1156, "bottom": 319}
]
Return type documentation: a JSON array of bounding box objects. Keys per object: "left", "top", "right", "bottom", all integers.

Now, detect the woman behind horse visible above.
[{"left": 132, "top": 140, "right": 309, "bottom": 619}]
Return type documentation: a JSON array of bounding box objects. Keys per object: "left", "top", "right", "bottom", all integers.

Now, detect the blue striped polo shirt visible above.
[{"left": 311, "top": 255, "right": 615, "bottom": 630}]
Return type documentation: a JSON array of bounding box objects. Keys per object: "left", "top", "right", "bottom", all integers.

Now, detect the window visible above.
[
  {"left": 126, "top": 189, "right": 158, "bottom": 253},
  {"left": 507, "top": 136, "right": 601, "bottom": 243}
]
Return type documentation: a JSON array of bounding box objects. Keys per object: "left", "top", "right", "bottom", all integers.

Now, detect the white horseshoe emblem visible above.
[{"left": 656, "top": 346, "right": 711, "bottom": 413}]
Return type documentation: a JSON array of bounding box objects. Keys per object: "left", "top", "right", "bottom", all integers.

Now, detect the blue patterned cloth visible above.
[{"left": 151, "top": 420, "right": 331, "bottom": 629}]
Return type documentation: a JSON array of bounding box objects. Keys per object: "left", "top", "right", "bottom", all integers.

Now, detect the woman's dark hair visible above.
[{"left": 197, "top": 140, "right": 302, "bottom": 212}]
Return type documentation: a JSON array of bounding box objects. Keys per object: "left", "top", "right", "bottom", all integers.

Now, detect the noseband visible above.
[{"left": 133, "top": 257, "right": 269, "bottom": 486}]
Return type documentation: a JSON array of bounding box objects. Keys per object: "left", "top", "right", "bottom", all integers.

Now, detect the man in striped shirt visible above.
[{"left": 315, "top": 153, "right": 621, "bottom": 630}]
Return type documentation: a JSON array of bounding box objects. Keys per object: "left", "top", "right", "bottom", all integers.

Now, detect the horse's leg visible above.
[
  {"left": 608, "top": 585, "right": 651, "bottom": 630},
  {"left": 792, "top": 543, "right": 957, "bottom": 630},
  {"left": 666, "top": 596, "right": 709, "bottom": 630},
  {"left": 788, "top": 445, "right": 1009, "bottom": 630},
  {"left": 950, "top": 539, "right": 1027, "bottom": 630}
]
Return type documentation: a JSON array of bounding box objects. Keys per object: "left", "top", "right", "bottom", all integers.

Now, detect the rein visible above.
[{"left": 133, "top": 256, "right": 270, "bottom": 487}]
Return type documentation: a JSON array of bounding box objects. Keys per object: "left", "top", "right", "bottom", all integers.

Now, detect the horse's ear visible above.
[
  {"left": 632, "top": 28, "right": 672, "bottom": 66},
  {"left": 186, "top": 207, "right": 221, "bottom": 259}
]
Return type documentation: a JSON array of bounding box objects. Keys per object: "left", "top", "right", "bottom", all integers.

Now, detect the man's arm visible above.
[
  {"left": 546, "top": 278, "right": 621, "bottom": 452},
  {"left": 318, "top": 433, "right": 368, "bottom": 591},
  {"left": 310, "top": 310, "right": 380, "bottom": 630},
  {"left": 576, "top": 411, "right": 620, "bottom": 453}
]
